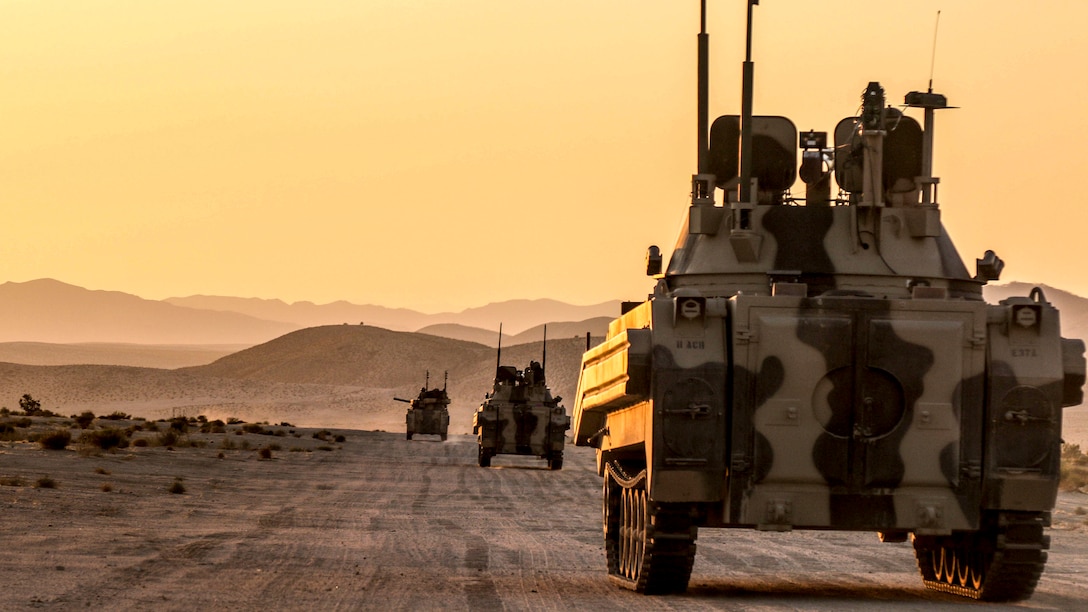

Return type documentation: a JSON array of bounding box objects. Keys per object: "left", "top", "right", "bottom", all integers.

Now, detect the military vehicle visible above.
[
  {"left": 396, "top": 371, "right": 450, "bottom": 441},
  {"left": 474, "top": 327, "right": 570, "bottom": 469},
  {"left": 571, "top": 1, "right": 1086, "bottom": 601}
]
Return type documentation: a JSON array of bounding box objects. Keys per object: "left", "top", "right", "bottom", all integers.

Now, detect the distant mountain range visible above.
[
  {"left": 0, "top": 279, "right": 618, "bottom": 347},
  {"left": 0, "top": 279, "right": 1084, "bottom": 433}
]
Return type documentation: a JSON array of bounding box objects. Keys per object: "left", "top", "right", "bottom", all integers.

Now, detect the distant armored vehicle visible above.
[
  {"left": 474, "top": 328, "right": 570, "bottom": 469},
  {"left": 571, "top": 2, "right": 1086, "bottom": 601},
  {"left": 396, "top": 371, "right": 450, "bottom": 441}
]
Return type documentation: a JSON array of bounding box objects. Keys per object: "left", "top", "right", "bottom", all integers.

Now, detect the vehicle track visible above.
[{"left": 1, "top": 430, "right": 1086, "bottom": 610}]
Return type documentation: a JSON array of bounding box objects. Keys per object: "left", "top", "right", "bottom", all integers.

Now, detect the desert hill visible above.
[
  {"left": 415, "top": 317, "right": 612, "bottom": 347},
  {"left": 0, "top": 279, "right": 298, "bottom": 344},
  {"left": 0, "top": 342, "right": 243, "bottom": 368},
  {"left": 165, "top": 293, "right": 619, "bottom": 336},
  {"left": 0, "top": 278, "right": 619, "bottom": 348},
  {"left": 0, "top": 324, "right": 593, "bottom": 434}
]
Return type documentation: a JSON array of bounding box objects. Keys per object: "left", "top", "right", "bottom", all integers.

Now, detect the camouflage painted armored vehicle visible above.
[
  {"left": 474, "top": 329, "right": 570, "bottom": 469},
  {"left": 571, "top": 1, "right": 1086, "bottom": 601},
  {"left": 396, "top": 371, "right": 450, "bottom": 441}
]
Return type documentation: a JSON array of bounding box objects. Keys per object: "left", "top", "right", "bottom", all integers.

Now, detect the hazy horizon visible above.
[{"left": 4, "top": 1, "right": 1086, "bottom": 312}]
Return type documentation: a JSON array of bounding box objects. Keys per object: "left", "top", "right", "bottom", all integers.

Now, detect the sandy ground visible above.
[{"left": 1, "top": 424, "right": 1087, "bottom": 611}]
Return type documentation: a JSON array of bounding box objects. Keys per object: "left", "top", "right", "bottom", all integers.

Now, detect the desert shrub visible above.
[
  {"left": 35, "top": 476, "right": 57, "bottom": 489},
  {"left": 168, "top": 417, "right": 189, "bottom": 433},
  {"left": 94, "top": 467, "right": 110, "bottom": 475},
  {"left": 74, "top": 411, "right": 96, "bottom": 429},
  {"left": 0, "top": 407, "right": 8, "bottom": 416},
  {"left": 196, "top": 415, "right": 208, "bottom": 423},
  {"left": 316, "top": 445, "right": 334, "bottom": 452},
  {"left": 240, "top": 439, "right": 251, "bottom": 450},
  {"left": 156, "top": 430, "right": 179, "bottom": 447},
  {"left": 11, "top": 417, "right": 32, "bottom": 428},
  {"left": 313, "top": 430, "right": 331, "bottom": 441},
  {"left": 279, "top": 422, "right": 294, "bottom": 428},
  {"left": 102, "top": 411, "right": 132, "bottom": 421},
  {"left": 200, "top": 420, "right": 226, "bottom": 434},
  {"left": 38, "top": 428, "right": 73, "bottom": 450},
  {"left": 143, "top": 420, "right": 159, "bottom": 432},
  {"left": 132, "top": 438, "right": 149, "bottom": 447},
  {"left": 219, "top": 437, "right": 236, "bottom": 450},
  {"left": 242, "top": 423, "right": 264, "bottom": 434},
  {"left": 82, "top": 428, "right": 129, "bottom": 450},
  {"left": 100, "top": 483, "right": 113, "bottom": 492},
  {"left": 0, "top": 476, "right": 26, "bottom": 487},
  {"left": 272, "top": 429, "right": 286, "bottom": 437},
  {"left": 334, "top": 434, "right": 346, "bottom": 443},
  {"left": 226, "top": 417, "right": 243, "bottom": 425},
  {"left": 258, "top": 447, "right": 272, "bottom": 460},
  {"left": 168, "top": 478, "right": 186, "bottom": 494}
]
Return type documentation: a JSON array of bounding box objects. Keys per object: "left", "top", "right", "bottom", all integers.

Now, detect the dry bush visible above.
[
  {"left": 258, "top": 447, "right": 272, "bottom": 460},
  {"left": 156, "top": 430, "right": 179, "bottom": 447},
  {"left": 37, "top": 428, "right": 73, "bottom": 450},
  {"left": 35, "top": 476, "right": 57, "bottom": 489},
  {"left": 0, "top": 476, "right": 26, "bottom": 487},
  {"left": 168, "top": 478, "right": 186, "bottom": 494},
  {"left": 74, "top": 411, "right": 96, "bottom": 429},
  {"left": 81, "top": 428, "right": 129, "bottom": 451},
  {"left": 200, "top": 419, "right": 226, "bottom": 434}
]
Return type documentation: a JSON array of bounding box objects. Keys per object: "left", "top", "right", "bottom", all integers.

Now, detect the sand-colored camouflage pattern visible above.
[
  {"left": 571, "top": 77, "right": 1085, "bottom": 598},
  {"left": 396, "top": 386, "right": 450, "bottom": 440},
  {"left": 474, "top": 361, "right": 570, "bottom": 469}
]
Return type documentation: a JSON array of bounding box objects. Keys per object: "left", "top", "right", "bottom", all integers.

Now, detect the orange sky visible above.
[{"left": 2, "top": 1, "right": 1086, "bottom": 312}]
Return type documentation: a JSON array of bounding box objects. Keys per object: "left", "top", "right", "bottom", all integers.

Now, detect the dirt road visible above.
[{"left": 2, "top": 430, "right": 1087, "bottom": 610}]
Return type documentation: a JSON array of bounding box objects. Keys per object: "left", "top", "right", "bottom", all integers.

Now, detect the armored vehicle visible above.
[
  {"left": 396, "top": 371, "right": 450, "bottom": 441},
  {"left": 571, "top": 1, "right": 1086, "bottom": 601},
  {"left": 474, "top": 328, "right": 570, "bottom": 469}
]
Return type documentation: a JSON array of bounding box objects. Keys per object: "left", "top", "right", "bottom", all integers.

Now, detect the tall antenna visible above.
[
  {"left": 928, "top": 10, "right": 942, "bottom": 93},
  {"left": 696, "top": 0, "right": 709, "bottom": 174},
  {"left": 542, "top": 324, "right": 548, "bottom": 375},
  {"left": 738, "top": 0, "right": 758, "bottom": 204}
]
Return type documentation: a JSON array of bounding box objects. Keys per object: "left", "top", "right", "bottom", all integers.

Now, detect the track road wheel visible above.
[
  {"left": 477, "top": 447, "right": 491, "bottom": 468},
  {"left": 603, "top": 463, "right": 696, "bottom": 594},
  {"left": 913, "top": 511, "right": 1049, "bottom": 601}
]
